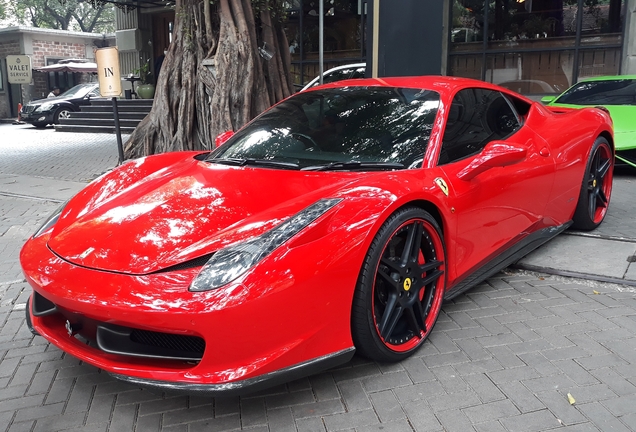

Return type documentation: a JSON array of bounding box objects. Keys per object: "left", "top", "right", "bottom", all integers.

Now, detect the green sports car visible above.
[{"left": 542, "top": 75, "right": 636, "bottom": 168}]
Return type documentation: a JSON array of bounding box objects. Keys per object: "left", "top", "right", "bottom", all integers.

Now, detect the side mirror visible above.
[
  {"left": 215, "top": 130, "right": 234, "bottom": 147},
  {"left": 540, "top": 95, "right": 556, "bottom": 104},
  {"left": 457, "top": 141, "right": 527, "bottom": 181}
]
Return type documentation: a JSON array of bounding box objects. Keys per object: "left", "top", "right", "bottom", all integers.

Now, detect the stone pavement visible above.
[{"left": 1, "top": 123, "right": 636, "bottom": 432}]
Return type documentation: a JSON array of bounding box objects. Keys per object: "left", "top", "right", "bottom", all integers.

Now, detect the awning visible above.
[{"left": 35, "top": 62, "right": 98, "bottom": 73}]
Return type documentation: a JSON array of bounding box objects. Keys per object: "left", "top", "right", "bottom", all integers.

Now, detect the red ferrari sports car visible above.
[{"left": 21, "top": 76, "right": 613, "bottom": 395}]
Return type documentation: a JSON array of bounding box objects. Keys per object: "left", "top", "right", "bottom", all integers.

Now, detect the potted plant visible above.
[{"left": 134, "top": 59, "right": 155, "bottom": 99}]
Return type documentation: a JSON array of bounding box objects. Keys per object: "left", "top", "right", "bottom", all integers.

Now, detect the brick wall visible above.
[
  {"left": 31, "top": 40, "right": 88, "bottom": 98},
  {"left": 0, "top": 40, "right": 21, "bottom": 118}
]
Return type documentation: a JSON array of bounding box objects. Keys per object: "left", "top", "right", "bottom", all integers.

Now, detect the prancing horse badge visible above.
[{"left": 434, "top": 177, "right": 449, "bottom": 196}]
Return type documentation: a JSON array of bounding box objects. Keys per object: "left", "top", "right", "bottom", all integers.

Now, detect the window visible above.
[
  {"left": 449, "top": 0, "right": 627, "bottom": 94},
  {"left": 439, "top": 88, "right": 521, "bottom": 165},
  {"left": 209, "top": 87, "right": 440, "bottom": 170}
]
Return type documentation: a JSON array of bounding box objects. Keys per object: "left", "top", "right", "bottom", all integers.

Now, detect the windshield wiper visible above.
[
  {"left": 210, "top": 158, "right": 300, "bottom": 169},
  {"left": 301, "top": 161, "right": 405, "bottom": 171}
]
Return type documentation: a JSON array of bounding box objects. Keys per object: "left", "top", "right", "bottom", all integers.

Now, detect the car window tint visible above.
[
  {"left": 351, "top": 67, "right": 366, "bottom": 79},
  {"left": 439, "top": 88, "right": 521, "bottom": 165},
  {"left": 210, "top": 87, "right": 441, "bottom": 169},
  {"left": 555, "top": 79, "right": 636, "bottom": 105}
]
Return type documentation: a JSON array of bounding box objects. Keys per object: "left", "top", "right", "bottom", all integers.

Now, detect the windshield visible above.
[
  {"left": 207, "top": 87, "right": 440, "bottom": 170},
  {"left": 555, "top": 79, "right": 636, "bottom": 105},
  {"left": 59, "top": 84, "right": 96, "bottom": 98}
]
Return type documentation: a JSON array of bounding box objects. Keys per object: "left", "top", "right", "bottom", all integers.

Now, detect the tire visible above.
[
  {"left": 572, "top": 137, "right": 613, "bottom": 230},
  {"left": 53, "top": 107, "right": 72, "bottom": 124},
  {"left": 351, "top": 207, "right": 446, "bottom": 362}
]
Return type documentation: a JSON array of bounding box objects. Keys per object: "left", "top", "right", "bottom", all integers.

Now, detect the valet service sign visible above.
[{"left": 6, "top": 55, "right": 32, "bottom": 84}]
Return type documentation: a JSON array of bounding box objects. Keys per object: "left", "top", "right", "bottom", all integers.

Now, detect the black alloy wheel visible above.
[
  {"left": 572, "top": 136, "right": 613, "bottom": 230},
  {"left": 352, "top": 207, "right": 446, "bottom": 362}
]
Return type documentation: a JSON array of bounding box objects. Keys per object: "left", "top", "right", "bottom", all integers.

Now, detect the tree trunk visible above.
[{"left": 124, "top": 0, "right": 291, "bottom": 159}]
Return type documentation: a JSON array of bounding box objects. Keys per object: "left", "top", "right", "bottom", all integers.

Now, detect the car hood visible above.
[
  {"left": 26, "top": 96, "right": 69, "bottom": 107},
  {"left": 47, "top": 152, "right": 371, "bottom": 274}
]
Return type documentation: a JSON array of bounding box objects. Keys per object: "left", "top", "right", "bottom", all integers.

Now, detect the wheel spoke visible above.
[
  {"left": 412, "top": 300, "right": 427, "bottom": 332},
  {"left": 588, "top": 191, "right": 597, "bottom": 218},
  {"left": 419, "top": 260, "right": 442, "bottom": 274},
  {"left": 378, "top": 292, "right": 398, "bottom": 337},
  {"left": 380, "top": 305, "right": 403, "bottom": 341},
  {"left": 400, "top": 222, "right": 422, "bottom": 267},
  {"left": 377, "top": 267, "right": 400, "bottom": 289},
  {"left": 597, "top": 188, "right": 608, "bottom": 207},
  {"left": 405, "top": 307, "right": 423, "bottom": 337},
  {"left": 380, "top": 257, "right": 402, "bottom": 273},
  {"left": 420, "top": 269, "right": 444, "bottom": 287},
  {"left": 597, "top": 158, "right": 611, "bottom": 179}
]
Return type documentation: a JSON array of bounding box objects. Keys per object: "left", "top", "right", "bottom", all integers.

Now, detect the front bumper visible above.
[
  {"left": 20, "top": 232, "right": 357, "bottom": 395},
  {"left": 20, "top": 109, "right": 54, "bottom": 125}
]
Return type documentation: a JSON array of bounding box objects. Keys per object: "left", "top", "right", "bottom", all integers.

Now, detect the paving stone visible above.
[
  {"left": 239, "top": 397, "right": 267, "bottom": 427},
  {"left": 462, "top": 399, "right": 520, "bottom": 424},
  {"left": 369, "top": 390, "right": 405, "bottom": 422},
  {"left": 600, "top": 393, "right": 636, "bottom": 417},
  {"left": 402, "top": 399, "right": 443, "bottom": 432},
  {"left": 322, "top": 409, "right": 378, "bottom": 431},
  {"left": 265, "top": 389, "right": 315, "bottom": 409},
  {"left": 188, "top": 413, "right": 241, "bottom": 431},
  {"left": 554, "top": 359, "right": 601, "bottom": 386},
  {"left": 14, "top": 401, "right": 65, "bottom": 422},
  {"left": 291, "top": 399, "right": 346, "bottom": 419},
  {"left": 499, "top": 409, "right": 561, "bottom": 432},
  {"left": 400, "top": 356, "right": 436, "bottom": 383},
  {"left": 498, "top": 381, "right": 544, "bottom": 413},
  {"left": 163, "top": 404, "right": 215, "bottom": 426},
  {"left": 535, "top": 390, "right": 587, "bottom": 425},
  {"left": 589, "top": 367, "right": 636, "bottom": 396},
  {"left": 336, "top": 380, "right": 372, "bottom": 411},
  {"left": 295, "top": 416, "right": 327, "bottom": 432},
  {"left": 356, "top": 419, "right": 414, "bottom": 432},
  {"left": 426, "top": 389, "right": 481, "bottom": 411},
  {"left": 578, "top": 401, "right": 631, "bottom": 432},
  {"left": 435, "top": 408, "right": 476, "bottom": 432},
  {"left": 361, "top": 371, "right": 412, "bottom": 393},
  {"left": 463, "top": 373, "right": 504, "bottom": 403},
  {"left": 487, "top": 366, "right": 542, "bottom": 384},
  {"left": 309, "top": 373, "right": 341, "bottom": 401}
]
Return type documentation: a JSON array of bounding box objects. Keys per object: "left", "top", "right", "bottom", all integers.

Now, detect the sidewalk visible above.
[
  {"left": 517, "top": 174, "right": 636, "bottom": 285},
  {"left": 1, "top": 124, "right": 636, "bottom": 432}
]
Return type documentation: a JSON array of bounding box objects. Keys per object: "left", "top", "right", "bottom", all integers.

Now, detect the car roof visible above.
[
  {"left": 301, "top": 63, "right": 366, "bottom": 91},
  {"left": 310, "top": 75, "right": 533, "bottom": 102},
  {"left": 577, "top": 75, "right": 636, "bottom": 83}
]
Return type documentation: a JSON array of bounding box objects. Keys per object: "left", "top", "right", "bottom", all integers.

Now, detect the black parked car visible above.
[{"left": 20, "top": 83, "right": 100, "bottom": 128}]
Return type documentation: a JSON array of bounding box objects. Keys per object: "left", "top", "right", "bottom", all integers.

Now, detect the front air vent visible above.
[{"left": 153, "top": 253, "right": 214, "bottom": 274}]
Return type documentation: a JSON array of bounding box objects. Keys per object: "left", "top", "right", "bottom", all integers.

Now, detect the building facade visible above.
[{"left": 0, "top": 27, "right": 114, "bottom": 118}]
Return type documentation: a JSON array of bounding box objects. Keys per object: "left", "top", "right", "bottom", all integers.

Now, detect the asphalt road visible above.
[{"left": 1, "top": 123, "right": 636, "bottom": 432}]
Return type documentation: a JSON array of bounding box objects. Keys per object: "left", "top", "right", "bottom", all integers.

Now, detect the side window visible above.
[
  {"left": 351, "top": 67, "right": 366, "bottom": 79},
  {"left": 312, "top": 68, "right": 353, "bottom": 87},
  {"left": 438, "top": 88, "right": 521, "bottom": 165}
]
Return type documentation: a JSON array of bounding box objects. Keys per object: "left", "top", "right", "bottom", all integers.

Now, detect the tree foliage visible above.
[
  {"left": 124, "top": 0, "right": 293, "bottom": 158},
  {"left": 6, "top": 0, "right": 114, "bottom": 33}
]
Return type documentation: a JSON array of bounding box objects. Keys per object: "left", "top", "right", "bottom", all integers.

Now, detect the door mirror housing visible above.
[
  {"left": 457, "top": 141, "right": 527, "bottom": 181},
  {"left": 540, "top": 95, "right": 556, "bottom": 104},
  {"left": 215, "top": 130, "right": 235, "bottom": 147}
]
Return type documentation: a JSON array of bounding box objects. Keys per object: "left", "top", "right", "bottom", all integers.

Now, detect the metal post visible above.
[
  {"left": 319, "top": 0, "right": 324, "bottom": 85},
  {"left": 112, "top": 97, "right": 125, "bottom": 164}
]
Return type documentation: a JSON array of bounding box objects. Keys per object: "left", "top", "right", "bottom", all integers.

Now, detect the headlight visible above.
[
  {"left": 33, "top": 200, "right": 68, "bottom": 238},
  {"left": 36, "top": 103, "right": 54, "bottom": 112},
  {"left": 189, "top": 198, "right": 342, "bottom": 291}
]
